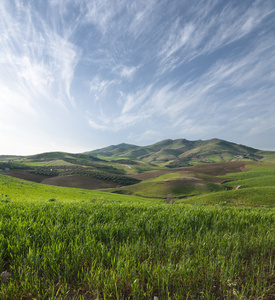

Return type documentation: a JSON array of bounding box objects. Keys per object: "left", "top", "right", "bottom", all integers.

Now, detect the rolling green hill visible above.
[
  {"left": 0, "top": 173, "right": 274, "bottom": 299},
  {"left": 1, "top": 139, "right": 275, "bottom": 201},
  {"left": 1, "top": 141, "right": 274, "bottom": 299},
  {"left": 177, "top": 163, "right": 275, "bottom": 206},
  {"left": 2, "top": 138, "right": 274, "bottom": 168},
  {"left": 88, "top": 138, "right": 268, "bottom": 166}
]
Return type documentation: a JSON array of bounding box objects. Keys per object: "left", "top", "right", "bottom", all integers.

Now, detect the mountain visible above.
[
  {"left": 88, "top": 138, "right": 263, "bottom": 166},
  {"left": 1, "top": 138, "right": 273, "bottom": 170},
  {"left": 1, "top": 138, "right": 275, "bottom": 197},
  {"left": 87, "top": 143, "right": 139, "bottom": 157}
]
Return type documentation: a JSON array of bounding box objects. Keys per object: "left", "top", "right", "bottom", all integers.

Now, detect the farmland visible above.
[
  {"left": 0, "top": 173, "right": 274, "bottom": 299},
  {"left": 0, "top": 139, "right": 275, "bottom": 299}
]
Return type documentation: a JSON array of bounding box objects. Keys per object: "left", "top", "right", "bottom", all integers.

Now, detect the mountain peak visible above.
[{"left": 88, "top": 138, "right": 262, "bottom": 165}]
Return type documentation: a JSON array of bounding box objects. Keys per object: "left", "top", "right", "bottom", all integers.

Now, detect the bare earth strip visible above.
[
  {"left": 131, "top": 162, "right": 250, "bottom": 180},
  {"left": 42, "top": 175, "right": 119, "bottom": 190}
]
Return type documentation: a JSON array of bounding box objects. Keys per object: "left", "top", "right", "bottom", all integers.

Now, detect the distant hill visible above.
[
  {"left": 88, "top": 138, "right": 264, "bottom": 166},
  {"left": 87, "top": 143, "right": 139, "bottom": 157},
  {"left": 1, "top": 138, "right": 275, "bottom": 201}
]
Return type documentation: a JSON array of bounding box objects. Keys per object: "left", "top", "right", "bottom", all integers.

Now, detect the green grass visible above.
[
  {"left": 224, "top": 175, "right": 275, "bottom": 189},
  {"left": 225, "top": 170, "right": 275, "bottom": 180},
  {"left": 1, "top": 197, "right": 274, "bottom": 299},
  {"left": 147, "top": 172, "right": 181, "bottom": 182},
  {"left": 0, "top": 174, "right": 162, "bottom": 205},
  {"left": 17, "top": 160, "right": 75, "bottom": 167},
  {"left": 178, "top": 164, "right": 275, "bottom": 207},
  {"left": 245, "top": 163, "right": 275, "bottom": 172},
  {"left": 110, "top": 180, "right": 224, "bottom": 199},
  {"left": 0, "top": 166, "right": 275, "bottom": 299},
  {"left": 177, "top": 187, "right": 275, "bottom": 206},
  {"left": 258, "top": 151, "right": 275, "bottom": 163},
  {"left": 221, "top": 163, "right": 275, "bottom": 189}
]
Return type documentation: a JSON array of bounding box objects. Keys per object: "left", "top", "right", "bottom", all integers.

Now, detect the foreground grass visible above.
[
  {"left": 0, "top": 174, "right": 274, "bottom": 299},
  {"left": 0, "top": 173, "right": 274, "bottom": 299},
  {"left": 0, "top": 201, "right": 274, "bottom": 299}
]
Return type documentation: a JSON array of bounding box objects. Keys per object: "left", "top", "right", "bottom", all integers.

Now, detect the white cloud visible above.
[
  {"left": 0, "top": 0, "right": 81, "bottom": 111},
  {"left": 136, "top": 130, "right": 162, "bottom": 143},
  {"left": 88, "top": 76, "right": 118, "bottom": 102},
  {"left": 87, "top": 118, "right": 108, "bottom": 130},
  {"left": 1, "top": 0, "right": 275, "bottom": 153},
  {"left": 86, "top": 24, "right": 275, "bottom": 141},
  {"left": 156, "top": 0, "right": 275, "bottom": 74},
  {"left": 119, "top": 65, "right": 137, "bottom": 79},
  {"left": 160, "top": 22, "right": 195, "bottom": 61}
]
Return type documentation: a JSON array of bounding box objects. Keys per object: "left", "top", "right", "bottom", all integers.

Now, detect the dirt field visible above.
[
  {"left": 42, "top": 175, "right": 119, "bottom": 190},
  {"left": 3, "top": 162, "right": 255, "bottom": 191},
  {"left": 4, "top": 170, "right": 49, "bottom": 183},
  {"left": 131, "top": 161, "right": 250, "bottom": 180}
]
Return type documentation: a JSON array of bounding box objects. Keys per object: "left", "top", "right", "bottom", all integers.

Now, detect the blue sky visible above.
[{"left": 1, "top": 0, "right": 275, "bottom": 155}]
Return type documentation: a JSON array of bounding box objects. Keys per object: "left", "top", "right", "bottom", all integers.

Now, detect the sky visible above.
[{"left": 1, "top": 0, "right": 275, "bottom": 155}]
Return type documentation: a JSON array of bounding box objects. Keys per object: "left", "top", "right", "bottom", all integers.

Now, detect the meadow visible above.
[
  {"left": 0, "top": 174, "right": 274, "bottom": 299},
  {"left": 177, "top": 163, "right": 275, "bottom": 206}
]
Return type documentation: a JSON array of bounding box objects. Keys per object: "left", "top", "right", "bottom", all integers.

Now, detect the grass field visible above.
[
  {"left": 177, "top": 163, "right": 275, "bottom": 206},
  {"left": 0, "top": 174, "right": 161, "bottom": 205},
  {"left": 105, "top": 162, "right": 249, "bottom": 200},
  {"left": 0, "top": 174, "right": 274, "bottom": 299}
]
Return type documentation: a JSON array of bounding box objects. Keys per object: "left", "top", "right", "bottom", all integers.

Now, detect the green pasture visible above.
[
  {"left": 177, "top": 187, "right": 275, "bottom": 206},
  {"left": 0, "top": 173, "right": 274, "bottom": 299},
  {"left": 110, "top": 179, "right": 224, "bottom": 199},
  {"left": 0, "top": 197, "right": 274, "bottom": 299},
  {"left": 178, "top": 163, "right": 275, "bottom": 207},
  {"left": 146, "top": 172, "right": 181, "bottom": 182},
  {"left": 224, "top": 175, "right": 275, "bottom": 189},
  {"left": 221, "top": 163, "right": 275, "bottom": 190},
  {"left": 0, "top": 174, "right": 162, "bottom": 205},
  {"left": 258, "top": 151, "right": 275, "bottom": 163}
]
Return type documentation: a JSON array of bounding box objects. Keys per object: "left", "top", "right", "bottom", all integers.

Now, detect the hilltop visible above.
[
  {"left": 1, "top": 138, "right": 275, "bottom": 203},
  {"left": 1, "top": 138, "right": 272, "bottom": 166},
  {"left": 88, "top": 138, "right": 267, "bottom": 166}
]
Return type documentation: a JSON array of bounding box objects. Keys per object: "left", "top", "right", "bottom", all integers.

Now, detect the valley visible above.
[
  {"left": 1, "top": 138, "right": 275, "bottom": 205},
  {"left": 0, "top": 138, "right": 274, "bottom": 299}
]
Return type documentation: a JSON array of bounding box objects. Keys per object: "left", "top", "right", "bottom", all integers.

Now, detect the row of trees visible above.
[{"left": 30, "top": 166, "right": 140, "bottom": 186}]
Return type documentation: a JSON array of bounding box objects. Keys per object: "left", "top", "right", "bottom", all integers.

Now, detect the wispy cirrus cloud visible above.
[
  {"left": 1, "top": 0, "right": 275, "bottom": 153},
  {"left": 87, "top": 29, "right": 275, "bottom": 141},
  {"left": 156, "top": 0, "right": 275, "bottom": 74},
  {"left": 0, "top": 0, "right": 81, "bottom": 111}
]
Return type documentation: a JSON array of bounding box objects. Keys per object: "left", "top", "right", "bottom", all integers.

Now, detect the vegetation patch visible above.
[
  {"left": 0, "top": 199, "right": 274, "bottom": 299},
  {"left": 177, "top": 187, "right": 275, "bottom": 206}
]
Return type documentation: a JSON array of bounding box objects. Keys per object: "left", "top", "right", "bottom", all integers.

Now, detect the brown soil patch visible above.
[
  {"left": 180, "top": 161, "right": 251, "bottom": 176},
  {"left": 4, "top": 170, "right": 49, "bottom": 183},
  {"left": 42, "top": 175, "right": 119, "bottom": 190},
  {"left": 131, "top": 161, "right": 252, "bottom": 180}
]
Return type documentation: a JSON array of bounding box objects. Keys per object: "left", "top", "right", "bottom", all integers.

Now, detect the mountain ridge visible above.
[
  {"left": 86, "top": 138, "right": 263, "bottom": 166},
  {"left": 1, "top": 138, "right": 273, "bottom": 167}
]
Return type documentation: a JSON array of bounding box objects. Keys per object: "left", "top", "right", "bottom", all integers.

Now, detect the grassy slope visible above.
[
  {"left": 177, "top": 187, "right": 275, "bottom": 206},
  {"left": 0, "top": 174, "right": 162, "bottom": 205},
  {"left": 178, "top": 163, "right": 275, "bottom": 206},
  {"left": 0, "top": 179, "right": 274, "bottom": 299},
  {"left": 89, "top": 138, "right": 270, "bottom": 166},
  {"left": 105, "top": 169, "right": 226, "bottom": 199},
  {"left": 0, "top": 162, "right": 274, "bottom": 298}
]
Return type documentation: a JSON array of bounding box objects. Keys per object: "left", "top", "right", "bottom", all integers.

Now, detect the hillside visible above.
[
  {"left": 1, "top": 174, "right": 274, "bottom": 299},
  {"left": 88, "top": 138, "right": 264, "bottom": 166},
  {"left": 1, "top": 138, "right": 275, "bottom": 200}
]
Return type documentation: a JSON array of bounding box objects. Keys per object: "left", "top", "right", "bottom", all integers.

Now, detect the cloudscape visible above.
[{"left": 1, "top": 0, "right": 275, "bottom": 155}]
